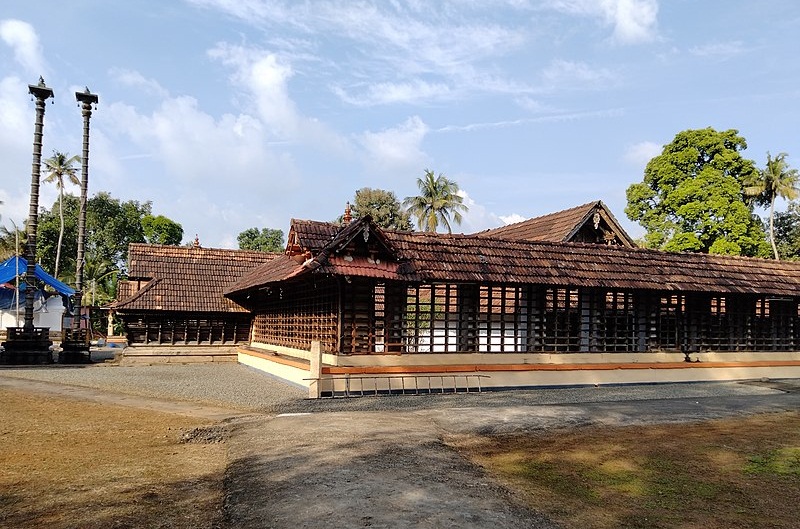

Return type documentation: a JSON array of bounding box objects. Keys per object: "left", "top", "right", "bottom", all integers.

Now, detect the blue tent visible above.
[{"left": 0, "top": 256, "right": 75, "bottom": 296}]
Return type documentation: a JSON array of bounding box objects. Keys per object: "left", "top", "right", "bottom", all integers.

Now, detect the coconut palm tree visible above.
[
  {"left": 42, "top": 151, "right": 80, "bottom": 278},
  {"left": 403, "top": 169, "right": 468, "bottom": 233},
  {"left": 0, "top": 222, "right": 25, "bottom": 261},
  {"left": 745, "top": 152, "right": 800, "bottom": 259},
  {"left": 60, "top": 255, "right": 119, "bottom": 307}
]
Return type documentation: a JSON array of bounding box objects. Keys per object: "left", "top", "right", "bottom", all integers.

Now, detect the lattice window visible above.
[
  {"left": 399, "top": 283, "right": 461, "bottom": 353},
  {"left": 476, "top": 285, "right": 526, "bottom": 352},
  {"left": 541, "top": 287, "right": 580, "bottom": 352},
  {"left": 598, "top": 290, "right": 637, "bottom": 351},
  {"left": 752, "top": 297, "right": 796, "bottom": 351},
  {"left": 656, "top": 294, "right": 684, "bottom": 350}
]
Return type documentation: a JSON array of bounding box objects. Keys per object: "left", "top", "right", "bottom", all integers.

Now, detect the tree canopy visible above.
[
  {"left": 625, "top": 127, "right": 769, "bottom": 256},
  {"left": 33, "top": 192, "right": 181, "bottom": 299},
  {"left": 347, "top": 187, "right": 412, "bottom": 230},
  {"left": 403, "top": 169, "right": 468, "bottom": 233},
  {"left": 142, "top": 214, "right": 184, "bottom": 246},
  {"left": 237, "top": 227, "right": 284, "bottom": 253},
  {"left": 773, "top": 201, "right": 800, "bottom": 260}
]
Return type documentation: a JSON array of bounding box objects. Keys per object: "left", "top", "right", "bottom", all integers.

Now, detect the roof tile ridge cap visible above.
[{"left": 479, "top": 200, "right": 599, "bottom": 233}]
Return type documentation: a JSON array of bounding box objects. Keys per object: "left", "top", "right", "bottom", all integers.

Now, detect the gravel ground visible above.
[
  {"left": 4, "top": 360, "right": 799, "bottom": 529},
  {"left": 0, "top": 361, "right": 785, "bottom": 414}
]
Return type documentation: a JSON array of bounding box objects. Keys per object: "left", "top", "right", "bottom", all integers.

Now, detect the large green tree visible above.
[
  {"left": 142, "top": 214, "right": 184, "bottom": 245},
  {"left": 86, "top": 192, "right": 152, "bottom": 272},
  {"left": 42, "top": 151, "right": 80, "bottom": 279},
  {"left": 347, "top": 188, "right": 412, "bottom": 230},
  {"left": 237, "top": 227, "right": 284, "bottom": 253},
  {"left": 36, "top": 192, "right": 181, "bottom": 290},
  {"left": 744, "top": 152, "right": 799, "bottom": 259},
  {"left": 403, "top": 169, "right": 468, "bottom": 233},
  {"left": 625, "top": 128, "right": 769, "bottom": 256},
  {"left": 773, "top": 201, "right": 800, "bottom": 260}
]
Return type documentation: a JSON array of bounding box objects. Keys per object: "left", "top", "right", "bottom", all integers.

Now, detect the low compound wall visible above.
[{"left": 237, "top": 344, "right": 800, "bottom": 398}]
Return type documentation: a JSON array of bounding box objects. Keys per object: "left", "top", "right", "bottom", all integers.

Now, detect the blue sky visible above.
[{"left": 1, "top": 0, "right": 799, "bottom": 248}]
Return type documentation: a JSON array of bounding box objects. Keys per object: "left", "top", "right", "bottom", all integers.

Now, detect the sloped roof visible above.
[
  {"left": 477, "top": 200, "right": 636, "bottom": 247},
  {"left": 114, "top": 244, "right": 277, "bottom": 312},
  {"left": 286, "top": 219, "right": 341, "bottom": 255},
  {"left": 225, "top": 218, "right": 800, "bottom": 298}
]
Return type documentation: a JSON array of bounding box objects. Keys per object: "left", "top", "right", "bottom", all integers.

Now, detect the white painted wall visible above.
[{"left": 0, "top": 295, "right": 67, "bottom": 331}]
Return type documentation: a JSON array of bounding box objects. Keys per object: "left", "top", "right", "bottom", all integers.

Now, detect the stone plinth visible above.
[
  {"left": 59, "top": 328, "right": 92, "bottom": 364},
  {"left": 1, "top": 327, "right": 53, "bottom": 364}
]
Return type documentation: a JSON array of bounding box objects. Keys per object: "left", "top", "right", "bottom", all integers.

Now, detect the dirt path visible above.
[
  {"left": 0, "top": 374, "right": 246, "bottom": 421},
  {"left": 222, "top": 386, "right": 800, "bottom": 529},
  {"left": 5, "top": 371, "right": 800, "bottom": 529},
  {"left": 224, "top": 411, "right": 559, "bottom": 529}
]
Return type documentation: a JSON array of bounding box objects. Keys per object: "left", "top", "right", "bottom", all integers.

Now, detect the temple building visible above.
[{"left": 225, "top": 213, "right": 800, "bottom": 395}]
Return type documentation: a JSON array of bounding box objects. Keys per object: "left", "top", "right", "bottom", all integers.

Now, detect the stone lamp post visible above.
[
  {"left": 60, "top": 87, "right": 98, "bottom": 363},
  {"left": 1, "top": 77, "right": 55, "bottom": 364}
]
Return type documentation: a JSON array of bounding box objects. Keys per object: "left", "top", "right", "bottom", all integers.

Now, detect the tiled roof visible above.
[
  {"left": 477, "top": 200, "right": 636, "bottom": 247},
  {"left": 225, "top": 218, "right": 800, "bottom": 298},
  {"left": 388, "top": 232, "right": 800, "bottom": 295},
  {"left": 114, "top": 244, "right": 278, "bottom": 312},
  {"left": 286, "top": 219, "right": 341, "bottom": 254},
  {"left": 230, "top": 254, "right": 308, "bottom": 291}
]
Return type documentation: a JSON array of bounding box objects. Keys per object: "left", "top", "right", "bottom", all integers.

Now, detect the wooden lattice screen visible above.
[
  {"left": 251, "top": 278, "right": 339, "bottom": 352},
  {"left": 249, "top": 277, "right": 800, "bottom": 355}
]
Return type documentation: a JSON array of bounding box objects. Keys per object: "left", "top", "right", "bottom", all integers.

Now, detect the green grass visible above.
[
  {"left": 746, "top": 447, "right": 800, "bottom": 476},
  {"left": 460, "top": 412, "right": 800, "bottom": 529}
]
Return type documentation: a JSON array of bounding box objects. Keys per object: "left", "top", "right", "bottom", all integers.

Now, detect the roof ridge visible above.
[{"left": 480, "top": 200, "right": 600, "bottom": 234}]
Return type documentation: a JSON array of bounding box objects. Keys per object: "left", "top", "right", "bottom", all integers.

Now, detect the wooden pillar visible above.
[
  {"left": 309, "top": 340, "right": 322, "bottom": 399},
  {"left": 579, "top": 288, "right": 601, "bottom": 352},
  {"left": 457, "top": 284, "right": 479, "bottom": 352},
  {"left": 107, "top": 309, "right": 114, "bottom": 337}
]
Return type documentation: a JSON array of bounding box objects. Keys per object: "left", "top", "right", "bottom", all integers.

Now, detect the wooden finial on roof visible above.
[
  {"left": 193, "top": 234, "right": 200, "bottom": 248},
  {"left": 343, "top": 201, "right": 352, "bottom": 224}
]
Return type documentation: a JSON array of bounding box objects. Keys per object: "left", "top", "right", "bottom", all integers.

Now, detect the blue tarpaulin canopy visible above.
[{"left": 0, "top": 256, "right": 75, "bottom": 296}]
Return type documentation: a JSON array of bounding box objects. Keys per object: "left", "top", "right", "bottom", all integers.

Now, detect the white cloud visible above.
[
  {"left": 109, "top": 68, "right": 170, "bottom": 98},
  {"left": 623, "top": 140, "right": 661, "bottom": 167},
  {"left": 689, "top": 41, "right": 745, "bottom": 58},
  {"left": 0, "top": 19, "right": 46, "bottom": 75},
  {"left": 191, "top": 1, "right": 531, "bottom": 105},
  {"left": 209, "top": 44, "right": 297, "bottom": 138},
  {"left": 0, "top": 75, "right": 35, "bottom": 225},
  {"left": 334, "top": 79, "right": 453, "bottom": 106},
  {"left": 603, "top": 0, "right": 658, "bottom": 44},
  {"left": 500, "top": 213, "right": 526, "bottom": 225},
  {"left": 209, "top": 43, "right": 351, "bottom": 154},
  {"left": 98, "top": 93, "right": 303, "bottom": 246},
  {"left": 515, "top": 96, "right": 557, "bottom": 114},
  {"left": 359, "top": 116, "right": 429, "bottom": 170},
  {"left": 541, "top": 59, "right": 617, "bottom": 88},
  {"left": 438, "top": 107, "right": 624, "bottom": 133},
  {"left": 546, "top": 0, "right": 658, "bottom": 44},
  {"left": 0, "top": 76, "right": 29, "bottom": 151},
  {"left": 453, "top": 190, "right": 506, "bottom": 234}
]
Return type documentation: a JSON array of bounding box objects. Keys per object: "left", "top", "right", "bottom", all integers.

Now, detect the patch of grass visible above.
[
  {"left": 457, "top": 412, "right": 800, "bottom": 529},
  {"left": 746, "top": 447, "right": 800, "bottom": 476}
]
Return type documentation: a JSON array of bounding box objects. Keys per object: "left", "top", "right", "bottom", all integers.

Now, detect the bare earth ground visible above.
[
  {"left": 2, "top": 368, "right": 800, "bottom": 529},
  {"left": 0, "top": 386, "right": 227, "bottom": 529}
]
